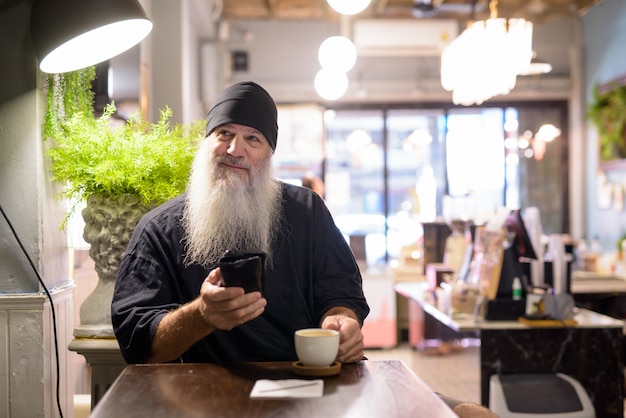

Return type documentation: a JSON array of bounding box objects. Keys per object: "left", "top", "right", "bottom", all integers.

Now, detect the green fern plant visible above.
[
  {"left": 43, "top": 69, "right": 204, "bottom": 227},
  {"left": 588, "top": 83, "right": 626, "bottom": 161}
]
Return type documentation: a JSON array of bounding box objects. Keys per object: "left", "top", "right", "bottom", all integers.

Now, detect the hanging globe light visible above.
[
  {"left": 318, "top": 36, "right": 357, "bottom": 73},
  {"left": 327, "top": 0, "right": 371, "bottom": 15},
  {"left": 314, "top": 68, "right": 349, "bottom": 100}
]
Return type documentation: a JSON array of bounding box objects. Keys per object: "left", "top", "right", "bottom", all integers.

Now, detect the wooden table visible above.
[{"left": 89, "top": 360, "right": 457, "bottom": 418}]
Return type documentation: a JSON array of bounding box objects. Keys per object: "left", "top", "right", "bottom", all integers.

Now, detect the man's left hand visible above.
[{"left": 321, "top": 310, "right": 364, "bottom": 363}]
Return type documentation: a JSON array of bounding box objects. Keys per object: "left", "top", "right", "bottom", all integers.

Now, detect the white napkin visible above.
[{"left": 249, "top": 379, "right": 323, "bottom": 399}]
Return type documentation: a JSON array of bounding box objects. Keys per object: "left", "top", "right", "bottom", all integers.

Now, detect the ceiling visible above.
[{"left": 220, "top": 0, "right": 603, "bottom": 22}]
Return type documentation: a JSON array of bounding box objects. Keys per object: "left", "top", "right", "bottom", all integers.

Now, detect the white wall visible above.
[
  {"left": 146, "top": 0, "right": 214, "bottom": 124},
  {"left": 0, "top": 0, "right": 69, "bottom": 292},
  {"left": 148, "top": 0, "right": 184, "bottom": 123},
  {"left": 0, "top": 0, "right": 72, "bottom": 416},
  {"left": 582, "top": 0, "right": 626, "bottom": 249}
]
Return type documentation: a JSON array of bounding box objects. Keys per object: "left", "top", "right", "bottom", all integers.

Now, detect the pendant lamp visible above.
[{"left": 30, "top": 0, "right": 153, "bottom": 74}]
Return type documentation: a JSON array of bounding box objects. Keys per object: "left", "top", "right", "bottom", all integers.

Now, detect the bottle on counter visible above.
[{"left": 512, "top": 277, "right": 522, "bottom": 300}]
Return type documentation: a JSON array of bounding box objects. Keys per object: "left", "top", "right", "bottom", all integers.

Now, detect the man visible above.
[
  {"left": 112, "top": 81, "right": 498, "bottom": 418},
  {"left": 112, "top": 81, "right": 369, "bottom": 365}
]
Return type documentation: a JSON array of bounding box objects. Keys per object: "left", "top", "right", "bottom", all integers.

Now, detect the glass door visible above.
[
  {"left": 281, "top": 102, "right": 568, "bottom": 269},
  {"left": 445, "top": 107, "right": 506, "bottom": 222},
  {"left": 324, "top": 109, "right": 386, "bottom": 266},
  {"left": 385, "top": 109, "right": 446, "bottom": 263}
]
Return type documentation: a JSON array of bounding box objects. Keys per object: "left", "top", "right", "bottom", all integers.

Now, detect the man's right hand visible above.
[
  {"left": 147, "top": 267, "right": 266, "bottom": 363},
  {"left": 197, "top": 267, "right": 267, "bottom": 330}
]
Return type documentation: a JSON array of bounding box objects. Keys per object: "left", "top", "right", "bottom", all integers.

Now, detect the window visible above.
[
  {"left": 275, "top": 102, "right": 567, "bottom": 268},
  {"left": 324, "top": 109, "right": 386, "bottom": 265}
]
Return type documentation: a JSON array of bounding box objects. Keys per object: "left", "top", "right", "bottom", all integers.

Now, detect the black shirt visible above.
[{"left": 111, "top": 182, "right": 370, "bottom": 364}]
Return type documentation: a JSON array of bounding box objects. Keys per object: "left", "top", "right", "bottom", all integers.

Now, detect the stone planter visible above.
[{"left": 74, "top": 194, "right": 152, "bottom": 338}]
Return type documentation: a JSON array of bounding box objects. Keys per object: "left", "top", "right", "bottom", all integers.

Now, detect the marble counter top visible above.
[
  {"left": 571, "top": 270, "right": 626, "bottom": 294},
  {"left": 394, "top": 282, "right": 624, "bottom": 332}
]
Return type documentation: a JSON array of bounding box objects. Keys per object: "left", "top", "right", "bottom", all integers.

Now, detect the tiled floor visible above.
[{"left": 364, "top": 340, "right": 481, "bottom": 405}]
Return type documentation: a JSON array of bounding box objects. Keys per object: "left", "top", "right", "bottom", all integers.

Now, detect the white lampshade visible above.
[
  {"left": 31, "top": 0, "right": 153, "bottom": 74},
  {"left": 327, "top": 0, "right": 371, "bottom": 15},
  {"left": 318, "top": 36, "right": 357, "bottom": 73},
  {"left": 314, "top": 69, "right": 349, "bottom": 100}
]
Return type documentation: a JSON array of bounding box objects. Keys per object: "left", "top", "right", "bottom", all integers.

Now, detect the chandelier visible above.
[{"left": 440, "top": 0, "right": 533, "bottom": 106}]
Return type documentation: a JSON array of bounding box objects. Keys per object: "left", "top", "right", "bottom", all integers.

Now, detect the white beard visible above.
[{"left": 182, "top": 139, "right": 282, "bottom": 268}]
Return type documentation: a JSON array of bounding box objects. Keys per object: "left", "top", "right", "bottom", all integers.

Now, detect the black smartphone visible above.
[{"left": 218, "top": 251, "right": 266, "bottom": 293}]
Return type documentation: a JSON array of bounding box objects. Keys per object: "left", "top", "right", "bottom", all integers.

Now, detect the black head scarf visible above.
[{"left": 205, "top": 81, "right": 278, "bottom": 151}]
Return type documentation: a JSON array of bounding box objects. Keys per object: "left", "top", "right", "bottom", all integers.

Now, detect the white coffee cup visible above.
[{"left": 294, "top": 328, "right": 339, "bottom": 367}]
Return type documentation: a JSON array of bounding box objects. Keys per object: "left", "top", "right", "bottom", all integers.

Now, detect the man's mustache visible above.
[{"left": 216, "top": 155, "right": 251, "bottom": 170}]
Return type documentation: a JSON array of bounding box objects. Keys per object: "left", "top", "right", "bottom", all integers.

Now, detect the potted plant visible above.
[
  {"left": 587, "top": 83, "right": 626, "bottom": 162},
  {"left": 44, "top": 69, "right": 204, "bottom": 336}
]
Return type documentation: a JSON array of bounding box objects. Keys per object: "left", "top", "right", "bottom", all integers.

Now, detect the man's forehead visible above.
[{"left": 216, "top": 123, "right": 264, "bottom": 135}]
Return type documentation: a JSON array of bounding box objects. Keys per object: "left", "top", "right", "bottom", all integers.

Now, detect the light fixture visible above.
[
  {"left": 314, "top": 69, "right": 349, "bottom": 101},
  {"left": 318, "top": 36, "right": 357, "bottom": 73},
  {"left": 440, "top": 0, "right": 533, "bottom": 105},
  {"left": 346, "top": 129, "right": 372, "bottom": 150},
  {"left": 517, "top": 124, "right": 561, "bottom": 161},
  {"left": 327, "top": 0, "right": 371, "bottom": 15},
  {"left": 405, "top": 129, "right": 433, "bottom": 150},
  {"left": 315, "top": 35, "right": 356, "bottom": 100},
  {"left": 31, "top": 0, "right": 153, "bottom": 74},
  {"left": 534, "top": 123, "right": 561, "bottom": 142},
  {"left": 518, "top": 55, "right": 553, "bottom": 76}
]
